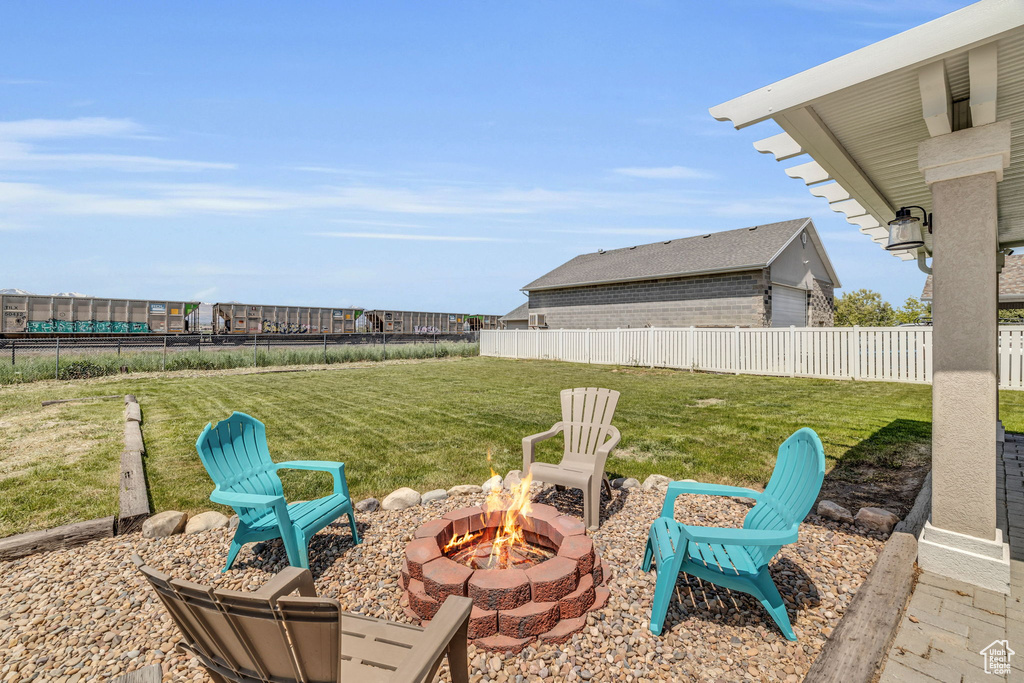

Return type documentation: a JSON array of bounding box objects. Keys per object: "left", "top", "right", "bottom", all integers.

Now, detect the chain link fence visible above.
[{"left": 0, "top": 332, "right": 480, "bottom": 385}]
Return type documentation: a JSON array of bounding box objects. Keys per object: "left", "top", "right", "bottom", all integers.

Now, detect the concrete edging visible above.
[{"left": 804, "top": 472, "right": 931, "bottom": 682}]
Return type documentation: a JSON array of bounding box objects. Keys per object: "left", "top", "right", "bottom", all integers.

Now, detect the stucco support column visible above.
[{"left": 916, "top": 121, "right": 1011, "bottom": 594}]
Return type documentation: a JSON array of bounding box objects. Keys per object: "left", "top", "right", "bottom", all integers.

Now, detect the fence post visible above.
[
  {"left": 433, "top": 332, "right": 437, "bottom": 357},
  {"left": 851, "top": 325, "right": 860, "bottom": 380},
  {"left": 382, "top": 330, "right": 387, "bottom": 361},
  {"left": 558, "top": 328, "right": 564, "bottom": 361},
  {"left": 324, "top": 333, "right": 328, "bottom": 364},
  {"left": 648, "top": 328, "right": 655, "bottom": 368},
  {"left": 586, "top": 329, "right": 592, "bottom": 364},
  {"left": 689, "top": 326, "right": 696, "bottom": 371},
  {"left": 615, "top": 328, "right": 621, "bottom": 366},
  {"left": 117, "top": 338, "right": 121, "bottom": 357},
  {"left": 253, "top": 334, "right": 258, "bottom": 367},
  {"left": 514, "top": 330, "right": 519, "bottom": 359},
  {"left": 788, "top": 326, "right": 796, "bottom": 377},
  {"left": 162, "top": 336, "right": 167, "bottom": 371},
  {"left": 10, "top": 339, "right": 14, "bottom": 366},
  {"left": 733, "top": 326, "right": 741, "bottom": 375},
  {"left": 55, "top": 337, "right": 59, "bottom": 379}
]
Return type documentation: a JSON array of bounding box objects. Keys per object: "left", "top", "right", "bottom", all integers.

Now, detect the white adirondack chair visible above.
[{"left": 522, "top": 387, "right": 621, "bottom": 530}]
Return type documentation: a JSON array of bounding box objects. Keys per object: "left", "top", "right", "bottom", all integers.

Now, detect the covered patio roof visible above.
[{"left": 709, "top": 0, "right": 1024, "bottom": 261}]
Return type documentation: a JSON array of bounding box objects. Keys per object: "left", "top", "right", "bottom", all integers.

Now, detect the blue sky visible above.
[{"left": 0, "top": 1, "right": 966, "bottom": 314}]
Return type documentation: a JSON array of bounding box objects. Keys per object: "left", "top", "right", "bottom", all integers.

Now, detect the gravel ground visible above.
[{"left": 0, "top": 485, "right": 885, "bottom": 682}]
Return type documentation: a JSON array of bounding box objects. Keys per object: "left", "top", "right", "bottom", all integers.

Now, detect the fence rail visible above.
[{"left": 481, "top": 326, "right": 1024, "bottom": 390}]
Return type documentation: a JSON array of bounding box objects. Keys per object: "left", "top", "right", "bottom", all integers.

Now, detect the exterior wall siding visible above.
[
  {"left": 527, "top": 270, "right": 768, "bottom": 329},
  {"left": 809, "top": 279, "right": 835, "bottom": 327}
]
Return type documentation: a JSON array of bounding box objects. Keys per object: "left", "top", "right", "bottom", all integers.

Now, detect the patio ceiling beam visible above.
[
  {"left": 970, "top": 43, "right": 999, "bottom": 126},
  {"left": 753, "top": 132, "right": 803, "bottom": 161},
  {"left": 774, "top": 107, "right": 897, "bottom": 222},
  {"left": 708, "top": 0, "right": 1024, "bottom": 129},
  {"left": 919, "top": 60, "right": 953, "bottom": 137}
]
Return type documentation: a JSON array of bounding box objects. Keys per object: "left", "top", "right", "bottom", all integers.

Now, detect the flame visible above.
[
  {"left": 482, "top": 467, "right": 534, "bottom": 569},
  {"left": 441, "top": 450, "right": 537, "bottom": 569}
]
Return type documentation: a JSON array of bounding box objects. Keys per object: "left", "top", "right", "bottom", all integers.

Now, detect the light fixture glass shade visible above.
[{"left": 885, "top": 215, "right": 925, "bottom": 251}]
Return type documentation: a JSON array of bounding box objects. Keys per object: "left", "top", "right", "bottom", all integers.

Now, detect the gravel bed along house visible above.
[{"left": 0, "top": 486, "right": 885, "bottom": 682}]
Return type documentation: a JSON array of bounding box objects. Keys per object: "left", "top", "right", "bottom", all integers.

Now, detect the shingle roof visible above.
[
  {"left": 500, "top": 301, "right": 529, "bottom": 321},
  {"left": 922, "top": 254, "right": 1024, "bottom": 302},
  {"left": 522, "top": 218, "right": 817, "bottom": 291}
]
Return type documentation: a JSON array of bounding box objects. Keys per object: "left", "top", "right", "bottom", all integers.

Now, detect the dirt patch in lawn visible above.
[
  {"left": 817, "top": 442, "right": 931, "bottom": 518},
  {"left": 0, "top": 403, "right": 114, "bottom": 479},
  {"left": 691, "top": 398, "right": 725, "bottom": 407}
]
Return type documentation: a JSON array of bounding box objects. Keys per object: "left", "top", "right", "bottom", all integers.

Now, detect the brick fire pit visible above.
[{"left": 401, "top": 503, "right": 609, "bottom": 652}]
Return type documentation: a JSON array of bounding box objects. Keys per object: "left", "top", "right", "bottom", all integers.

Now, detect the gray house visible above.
[
  {"left": 499, "top": 301, "right": 530, "bottom": 329},
  {"left": 520, "top": 218, "right": 839, "bottom": 329}
]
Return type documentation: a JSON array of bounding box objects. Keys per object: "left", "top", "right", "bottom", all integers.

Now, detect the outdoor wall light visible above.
[{"left": 885, "top": 206, "right": 931, "bottom": 251}]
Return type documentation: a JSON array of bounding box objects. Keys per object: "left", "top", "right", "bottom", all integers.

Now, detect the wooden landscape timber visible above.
[{"left": 0, "top": 516, "right": 115, "bottom": 562}]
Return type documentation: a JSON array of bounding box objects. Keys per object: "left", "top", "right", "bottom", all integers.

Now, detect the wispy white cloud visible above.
[
  {"left": 554, "top": 227, "right": 701, "bottom": 237},
  {"left": 0, "top": 117, "right": 234, "bottom": 172},
  {"left": 613, "top": 165, "right": 712, "bottom": 180},
  {"left": 0, "top": 117, "right": 143, "bottom": 139},
  {"left": 310, "top": 231, "right": 513, "bottom": 243}
]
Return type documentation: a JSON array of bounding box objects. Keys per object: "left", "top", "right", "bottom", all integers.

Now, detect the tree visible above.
[
  {"left": 894, "top": 297, "right": 930, "bottom": 325},
  {"left": 834, "top": 289, "right": 896, "bottom": 326}
]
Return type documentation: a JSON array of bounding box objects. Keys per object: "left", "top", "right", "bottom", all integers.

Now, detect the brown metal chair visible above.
[
  {"left": 522, "top": 387, "right": 621, "bottom": 530},
  {"left": 132, "top": 554, "right": 472, "bottom": 683}
]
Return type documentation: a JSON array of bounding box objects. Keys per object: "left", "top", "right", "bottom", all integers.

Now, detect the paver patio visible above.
[{"left": 879, "top": 434, "right": 1024, "bottom": 682}]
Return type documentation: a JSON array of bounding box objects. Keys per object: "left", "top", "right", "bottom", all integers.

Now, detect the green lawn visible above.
[{"left": 3, "top": 356, "right": 1024, "bottom": 536}]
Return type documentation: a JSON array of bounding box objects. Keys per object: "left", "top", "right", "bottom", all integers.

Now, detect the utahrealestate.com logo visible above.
[{"left": 980, "top": 640, "right": 1015, "bottom": 675}]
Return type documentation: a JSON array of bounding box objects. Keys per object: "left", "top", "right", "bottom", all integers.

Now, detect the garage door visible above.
[{"left": 771, "top": 285, "right": 807, "bottom": 327}]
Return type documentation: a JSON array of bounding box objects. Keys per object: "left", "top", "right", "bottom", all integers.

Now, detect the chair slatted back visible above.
[
  {"left": 743, "top": 428, "right": 825, "bottom": 567},
  {"left": 559, "top": 387, "right": 620, "bottom": 465},
  {"left": 196, "top": 412, "right": 284, "bottom": 526},
  {"left": 136, "top": 561, "right": 341, "bottom": 683}
]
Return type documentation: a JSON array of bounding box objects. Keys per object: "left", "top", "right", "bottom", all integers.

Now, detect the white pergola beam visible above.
[
  {"left": 919, "top": 60, "right": 953, "bottom": 137},
  {"left": 970, "top": 42, "right": 999, "bottom": 126},
  {"left": 775, "top": 107, "right": 896, "bottom": 222},
  {"left": 753, "top": 132, "right": 803, "bottom": 161},
  {"left": 784, "top": 159, "right": 830, "bottom": 184}
]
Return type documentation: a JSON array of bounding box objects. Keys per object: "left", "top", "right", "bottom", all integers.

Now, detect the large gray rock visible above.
[
  {"left": 355, "top": 498, "right": 380, "bottom": 513},
  {"left": 142, "top": 511, "right": 187, "bottom": 539},
  {"left": 642, "top": 474, "right": 671, "bottom": 490},
  {"left": 422, "top": 489, "right": 448, "bottom": 504},
  {"left": 855, "top": 507, "right": 900, "bottom": 535},
  {"left": 185, "top": 511, "right": 229, "bottom": 535},
  {"left": 448, "top": 484, "right": 483, "bottom": 496},
  {"left": 504, "top": 470, "right": 523, "bottom": 491},
  {"left": 382, "top": 487, "right": 421, "bottom": 511},
  {"left": 481, "top": 475, "right": 503, "bottom": 493},
  {"left": 610, "top": 477, "right": 626, "bottom": 489},
  {"left": 817, "top": 500, "right": 854, "bottom": 524},
  {"left": 620, "top": 478, "right": 641, "bottom": 490}
]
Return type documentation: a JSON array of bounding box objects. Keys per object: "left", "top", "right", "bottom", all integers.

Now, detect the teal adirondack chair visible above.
[
  {"left": 642, "top": 427, "right": 825, "bottom": 640},
  {"left": 195, "top": 412, "right": 360, "bottom": 571}
]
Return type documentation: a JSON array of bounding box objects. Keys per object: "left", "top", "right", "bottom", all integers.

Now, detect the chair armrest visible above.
[
  {"left": 210, "top": 488, "right": 285, "bottom": 510},
  {"left": 393, "top": 595, "right": 473, "bottom": 683},
  {"left": 679, "top": 524, "right": 798, "bottom": 547},
  {"left": 522, "top": 423, "right": 564, "bottom": 470},
  {"left": 660, "top": 482, "right": 761, "bottom": 517},
  {"left": 253, "top": 566, "right": 318, "bottom": 600},
  {"left": 275, "top": 460, "right": 349, "bottom": 497},
  {"left": 595, "top": 425, "right": 621, "bottom": 457}
]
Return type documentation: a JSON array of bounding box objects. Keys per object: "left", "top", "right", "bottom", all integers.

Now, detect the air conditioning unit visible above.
[{"left": 529, "top": 313, "right": 546, "bottom": 328}]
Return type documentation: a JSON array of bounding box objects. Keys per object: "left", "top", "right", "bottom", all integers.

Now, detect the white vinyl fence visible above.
[{"left": 481, "top": 326, "right": 1024, "bottom": 390}]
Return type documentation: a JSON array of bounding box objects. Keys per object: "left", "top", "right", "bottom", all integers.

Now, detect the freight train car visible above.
[
  {"left": 0, "top": 294, "right": 199, "bottom": 335},
  {"left": 212, "top": 303, "right": 364, "bottom": 335},
  {"left": 360, "top": 310, "right": 500, "bottom": 333}
]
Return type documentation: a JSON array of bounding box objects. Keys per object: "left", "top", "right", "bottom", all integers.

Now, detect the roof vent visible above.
[
  {"left": 629, "top": 246, "right": 637, "bottom": 250},
  {"left": 703, "top": 234, "right": 711, "bottom": 238},
  {"left": 663, "top": 240, "right": 671, "bottom": 244},
  {"left": 749, "top": 226, "right": 758, "bottom": 231},
  {"left": 597, "top": 249, "right": 605, "bottom": 254}
]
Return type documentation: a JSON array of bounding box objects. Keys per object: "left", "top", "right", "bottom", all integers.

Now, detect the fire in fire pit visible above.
[{"left": 402, "top": 470, "right": 609, "bottom": 652}]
